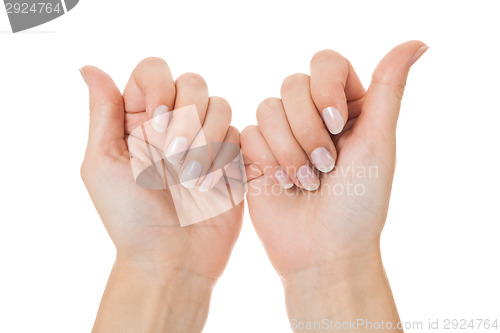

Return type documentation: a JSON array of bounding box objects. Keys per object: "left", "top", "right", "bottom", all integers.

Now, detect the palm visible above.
[
  {"left": 82, "top": 63, "right": 243, "bottom": 281},
  {"left": 89, "top": 150, "right": 243, "bottom": 280},
  {"left": 246, "top": 106, "right": 396, "bottom": 277},
  {"left": 243, "top": 41, "right": 427, "bottom": 279}
]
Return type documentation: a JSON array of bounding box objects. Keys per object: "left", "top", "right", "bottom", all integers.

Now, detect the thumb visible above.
[
  {"left": 359, "top": 40, "right": 428, "bottom": 136},
  {"left": 80, "top": 66, "right": 125, "bottom": 157}
]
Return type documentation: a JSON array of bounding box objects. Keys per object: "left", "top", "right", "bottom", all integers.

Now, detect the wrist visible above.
[
  {"left": 117, "top": 256, "right": 214, "bottom": 331},
  {"left": 93, "top": 257, "right": 214, "bottom": 333},
  {"left": 283, "top": 244, "right": 383, "bottom": 290},
  {"left": 115, "top": 254, "right": 217, "bottom": 288},
  {"left": 283, "top": 249, "right": 401, "bottom": 332}
]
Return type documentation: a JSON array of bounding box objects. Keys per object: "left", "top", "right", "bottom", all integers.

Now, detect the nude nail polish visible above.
[
  {"left": 310, "top": 147, "right": 335, "bottom": 173},
  {"left": 322, "top": 107, "right": 344, "bottom": 135},
  {"left": 79, "top": 68, "right": 87, "bottom": 85},
  {"left": 275, "top": 167, "right": 293, "bottom": 189},
  {"left": 297, "top": 164, "right": 320, "bottom": 191},
  {"left": 409, "top": 45, "right": 429, "bottom": 67},
  {"left": 165, "top": 136, "right": 189, "bottom": 165},
  {"left": 180, "top": 160, "right": 202, "bottom": 189},
  {"left": 152, "top": 105, "right": 170, "bottom": 133},
  {"left": 198, "top": 172, "right": 214, "bottom": 192}
]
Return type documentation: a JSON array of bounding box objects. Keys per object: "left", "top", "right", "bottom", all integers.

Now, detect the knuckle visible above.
[
  {"left": 296, "top": 125, "right": 321, "bottom": 143},
  {"left": 138, "top": 57, "right": 168, "bottom": 68},
  {"left": 226, "top": 125, "right": 240, "bottom": 139},
  {"left": 176, "top": 72, "right": 207, "bottom": 89},
  {"left": 89, "top": 99, "right": 123, "bottom": 113},
  {"left": 281, "top": 73, "right": 309, "bottom": 92},
  {"left": 275, "top": 145, "right": 303, "bottom": 167},
  {"left": 370, "top": 73, "right": 406, "bottom": 100},
  {"left": 209, "top": 96, "right": 232, "bottom": 116},
  {"left": 241, "top": 125, "right": 258, "bottom": 138},
  {"left": 318, "top": 89, "right": 334, "bottom": 101},
  {"left": 314, "top": 83, "right": 342, "bottom": 102},
  {"left": 208, "top": 96, "right": 232, "bottom": 123},
  {"left": 258, "top": 97, "right": 281, "bottom": 111},
  {"left": 209, "top": 95, "right": 230, "bottom": 109},
  {"left": 256, "top": 97, "right": 282, "bottom": 124},
  {"left": 311, "top": 49, "right": 346, "bottom": 65},
  {"left": 165, "top": 80, "right": 176, "bottom": 93},
  {"left": 240, "top": 125, "right": 258, "bottom": 148}
]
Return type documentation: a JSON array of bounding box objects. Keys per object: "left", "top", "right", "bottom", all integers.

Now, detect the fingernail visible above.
[
  {"left": 165, "top": 136, "right": 189, "bottom": 165},
  {"left": 409, "top": 45, "right": 429, "bottom": 67},
  {"left": 79, "top": 68, "right": 87, "bottom": 85},
  {"left": 297, "top": 164, "right": 320, "bottom": 191},
  {"left": 322, "top": 107, "right": 344, "bottom": 135},
  {"left": 310, "top": 147, "right": 335, "bottom": 173},
  {"left": 274, "top": 168, "right": 293, "bottom": 189},
  {"left": 180, "top": 161, "right": 202, "bottom": 189},
  {"left": 198, "top": 172, "right": 214, "bottom": 192},
  {"left": 152, "top": 105, "right": 170, "bottom": 133}
]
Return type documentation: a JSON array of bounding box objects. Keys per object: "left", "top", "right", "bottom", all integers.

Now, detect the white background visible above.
[{"left": 1, "top": 1, "right": 499, "bottom": 332}]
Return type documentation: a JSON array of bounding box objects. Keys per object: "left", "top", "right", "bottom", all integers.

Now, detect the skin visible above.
[
  {"left": 241, "top": 40, "right": 427, "bottom": 332},
  {"left": 80, "top": 59, "right": 243, "bottom": 333},
  {"left": 81, "top": 40, "right": 426, "bottom": 332}
]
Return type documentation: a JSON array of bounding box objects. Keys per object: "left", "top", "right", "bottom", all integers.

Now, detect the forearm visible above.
[
  {"left": 284, "top": 250, "right": 401, "bottom": 332},
  {"left": 92, "top": 257, "right": 213, "bottom": 333}
]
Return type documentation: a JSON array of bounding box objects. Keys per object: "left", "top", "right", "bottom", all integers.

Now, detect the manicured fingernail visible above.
[
  {"left": 409, "top": 45, "right": 429, "bottom": 67},
  {"left": 152, "top": 105, "right": 170, "bottom": 133},
  {"left": 274, "top": 168, "right": 293, "bottom": 189},
  {"left": 310, "top": 147, "right": 335, "bottom": 173},
  {"left": 180, "top": 161, "right": 202, "bottom": 189},
  {"left": 322, "top": 107, "right": 344, "bottom": 135},
  {"left": 297, "top": 164, "right": 320, "bottom": 191},
  {"left": 198, "top": 172, "right": 214, "bottom": 192},
  {"left": 165, "top": 136, "right": 189, "bottom": 165},
  {"left": 79, "top": 68, "right": 87, "bottom": 85}
]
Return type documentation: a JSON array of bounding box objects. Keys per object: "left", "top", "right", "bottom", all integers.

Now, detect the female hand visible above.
[
  {"left": 80, "top": 58, "right": 243, "bottom": 332},
  {"left": 241, "top": 41, "right": 427, "bottom": 331}
]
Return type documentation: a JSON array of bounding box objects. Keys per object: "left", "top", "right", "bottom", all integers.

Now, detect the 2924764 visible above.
[
  {"left": 5, "top": 2, "right": 62, "bottom": 14},
  {"left": 443, "top": 319, "right": 499, "bottom": 330}
]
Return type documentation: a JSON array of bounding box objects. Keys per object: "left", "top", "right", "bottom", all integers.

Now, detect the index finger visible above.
[{"left": 123, "top": 57, "right": 176, "bottom": 129}]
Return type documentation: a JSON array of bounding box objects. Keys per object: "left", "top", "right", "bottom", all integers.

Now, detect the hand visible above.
[
  {"left": 80, "top": 58, "right": 243, "bottom": 332},
  {"left": 241, "top": 41, "right": 427, "bottom": 331}
]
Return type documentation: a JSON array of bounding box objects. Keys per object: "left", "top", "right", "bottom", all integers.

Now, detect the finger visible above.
[
  {"left": 281, "top": 73, "right": 337, "bottom": 173},
  {"left": 164, "top": 73, "right": 209, "bottom": 165},
  {"left": 80, "top": 66, "right": 125, "bottom": 157},
  {"left": 310, "top": 50, "right": 366, "bottom": 135},
  {"left": 123, "top": 57, "right": 176, "bottom": 132},
  {"left": 240, "top": 125, "right": 293, "bottom": 189},
  {"left": 180, "top": 96, "right": 232, "bottom": 189},
  {"left": 359, "top": 40, "right": 428, "bottom": 136},
  {"left": 199, "top": 126, "right": 242, "bottom": 192},
  {"left": 257, "top": 98, "right": 319, "bottom": 191}
]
